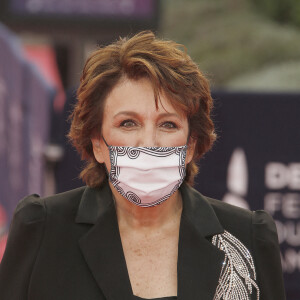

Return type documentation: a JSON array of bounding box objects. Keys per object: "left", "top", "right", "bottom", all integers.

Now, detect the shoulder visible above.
[
  {"left": 14, "top": 186, "right": 87, "bottom": 224},
  {"left": 201, "top": 193, "right": 277, "bottom": 245},
  {"left": 199, "top": 193, "right": 253, "bottom": 235},
  {"left": 206, "top": 194, "right": 273, "bottom": 227}
]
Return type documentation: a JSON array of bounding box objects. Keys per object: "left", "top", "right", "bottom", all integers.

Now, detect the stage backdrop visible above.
[
  {"left": 194, "top": 91, "right": 300, "bottom": 300},
  {"left": 0, "top": 24, "right": 55, "bottom": 259}
]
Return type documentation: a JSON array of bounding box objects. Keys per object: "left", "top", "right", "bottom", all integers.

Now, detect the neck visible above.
[{"left": 109, "top": 182, "right": 183, "bottom": 230}]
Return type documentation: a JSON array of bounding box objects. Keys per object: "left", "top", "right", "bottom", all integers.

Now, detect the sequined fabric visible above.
[{"left": 212, "top": 231, "right": 260, "bottom": 300}]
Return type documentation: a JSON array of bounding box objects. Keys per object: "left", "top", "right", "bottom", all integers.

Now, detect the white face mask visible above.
[{"left": 103, "top": 138, "right": 187, "bottom": 207}]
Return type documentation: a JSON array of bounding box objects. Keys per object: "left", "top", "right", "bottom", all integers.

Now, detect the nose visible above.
[{"left": 137, "top": 126, "right": 158, "bottom": 147}]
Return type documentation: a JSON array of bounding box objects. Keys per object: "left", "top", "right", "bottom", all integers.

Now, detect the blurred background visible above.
[{"left": 0, "top": 0, "right": 299, "bottom": 298}]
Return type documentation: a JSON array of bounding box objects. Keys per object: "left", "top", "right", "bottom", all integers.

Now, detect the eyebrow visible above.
[{"left": 113, "top": 111, "right": 181, "bottom": 120}]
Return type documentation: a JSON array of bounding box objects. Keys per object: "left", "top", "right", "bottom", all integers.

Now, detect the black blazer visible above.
[{"left": 0, "top": 182, "right": 285, "bottom": 300}]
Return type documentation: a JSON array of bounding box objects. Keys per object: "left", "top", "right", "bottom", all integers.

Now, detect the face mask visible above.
[{"left": 103, "top": 137, "right": 188, "bottom": 207}]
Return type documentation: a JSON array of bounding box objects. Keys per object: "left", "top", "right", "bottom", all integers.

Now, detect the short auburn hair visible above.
[{"left": 68, "top": 31, "right": 216, "bottom": 188}]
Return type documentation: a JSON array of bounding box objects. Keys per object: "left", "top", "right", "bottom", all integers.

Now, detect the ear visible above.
[
  {"left": 91, "top": 138, "right": 105, "bottom": 163},
  {"left": 186, "top": 137, "right": 196, "bottom": 164}
]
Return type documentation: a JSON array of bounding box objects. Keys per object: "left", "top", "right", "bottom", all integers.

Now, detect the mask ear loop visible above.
[
  {"left": 102, "top": 135, "right": 110, "bottom": 147},
  {"left": 99, "top": 135, "right": 111, "bottom": 177}
]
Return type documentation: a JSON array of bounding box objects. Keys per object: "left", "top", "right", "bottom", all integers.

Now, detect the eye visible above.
[
  {"left": 120, "top": 119, "right": 137, "bottom": 128},
  {"left": 160, "top": 121, "right": 178, "bottom": 129}
]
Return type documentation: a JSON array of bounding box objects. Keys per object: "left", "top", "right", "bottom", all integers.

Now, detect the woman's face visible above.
[{"left": 91, "top": 77, "right": 195, "bottom": 171}]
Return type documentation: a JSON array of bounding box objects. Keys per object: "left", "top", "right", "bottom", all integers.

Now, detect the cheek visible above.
[
  {"left": 108, "top": 135, "right": 137, "bottom": 147},
  {"left": 164, "top": 133, "right": 186, "bottom": 146}
]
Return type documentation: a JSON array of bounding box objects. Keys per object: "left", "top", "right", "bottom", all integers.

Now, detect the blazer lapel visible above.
[
  {"left": 75, "top": 182, "right": 226, "bottom": 300},
  {"left": 75, "top": 183, "right": 133, "bottom": 300},
  {"left": 177, "top": 184, "right": 225, "bottom": 300}
]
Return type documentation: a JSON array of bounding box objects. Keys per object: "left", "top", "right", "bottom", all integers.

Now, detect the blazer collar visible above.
[
  {"left": 76, "top": 182, "right": 133, "bottom": 300},
  {"left": 178, "top": 184, "right": 225, "bottom": 299},
  {"left": 179, "top": 182, "right": 224, "bottom": 237},
  {"left": 76, "top": 182, "right": 225, "bottom": 300},
  {"left": 75, "top": 181, "right": 113, "bottom": 224}
]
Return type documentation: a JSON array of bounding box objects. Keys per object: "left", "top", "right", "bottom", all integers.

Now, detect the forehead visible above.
[{"left": 103, "top": 77, "right": 185, "bottom": 117}]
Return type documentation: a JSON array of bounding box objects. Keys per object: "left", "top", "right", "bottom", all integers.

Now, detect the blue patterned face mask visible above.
[{"left": 103, "top": 138, "right": 187, "bottom": 207}]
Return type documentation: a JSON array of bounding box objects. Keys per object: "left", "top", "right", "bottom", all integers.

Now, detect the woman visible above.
[{"left": 0, "top": 31, "right": 285, "bottom": 300}]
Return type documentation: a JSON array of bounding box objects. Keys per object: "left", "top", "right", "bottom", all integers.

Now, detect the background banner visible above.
[
  {"left": 195, "top": 91, "right": 300, "bottom": 300},
  {"left": 0, "top": 24, "right": 55, "bottom": 259}
]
